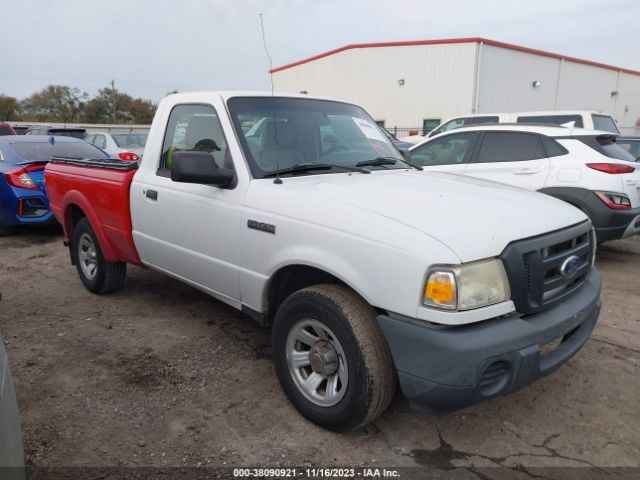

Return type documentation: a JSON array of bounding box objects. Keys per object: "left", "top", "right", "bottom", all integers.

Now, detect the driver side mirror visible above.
[{"left": 171, "top": 151, "right": 236, "bottom": 188}]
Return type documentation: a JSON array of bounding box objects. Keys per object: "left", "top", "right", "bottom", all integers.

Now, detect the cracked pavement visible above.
[{"left": 0, "top": 227, "right": 638, "bottom": 478}]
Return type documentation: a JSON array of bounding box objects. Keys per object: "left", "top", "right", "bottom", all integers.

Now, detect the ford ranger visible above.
[{"left": 45, "top": 92, "right": 602, "bottom": 431}]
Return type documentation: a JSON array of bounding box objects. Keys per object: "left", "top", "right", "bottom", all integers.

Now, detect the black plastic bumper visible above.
[
  {"left": 539, "top": 187, "right": 640, "bottom": 242},
  {"left": 376, "top": 268, "right": 602, "bottom": 414},
  {"left": 591, "top": 206, "right": 640, "bottom": 242}
]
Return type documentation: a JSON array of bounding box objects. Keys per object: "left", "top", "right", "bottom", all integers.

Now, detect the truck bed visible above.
[{"left": 45, "top": 157, "right": 142, "bottom": 265}]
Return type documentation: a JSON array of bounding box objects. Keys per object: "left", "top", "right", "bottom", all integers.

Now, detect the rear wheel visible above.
[
  {"left": 72, "top": 218, "right": 126, "bottom": 294},
  {"left": 272, "top": 284, "right": 396, "bottom": 432}
]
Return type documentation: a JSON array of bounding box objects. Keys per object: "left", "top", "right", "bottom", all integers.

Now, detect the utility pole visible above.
[{"left": 110, "top": 79, "right": 117, "bottom": 123}]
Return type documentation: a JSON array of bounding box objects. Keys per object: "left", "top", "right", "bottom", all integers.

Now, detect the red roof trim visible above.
[{"left": 269, "top": 37, "right": 640, "bottom": 77}]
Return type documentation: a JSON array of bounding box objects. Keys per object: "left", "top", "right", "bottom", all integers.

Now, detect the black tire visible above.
[
  {"left": 72, "top": 217, "right": 126, "bottom": 294},
  {"left": 272, "top": 284, "right": 396, "bottom": 432}
]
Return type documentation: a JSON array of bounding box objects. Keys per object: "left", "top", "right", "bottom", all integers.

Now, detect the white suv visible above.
[
  {"left": 408, "top": 124, "right": 640, "bottom": 243},
  {"left": 400, "top": 110, "right": 620, "bottom": 144}
]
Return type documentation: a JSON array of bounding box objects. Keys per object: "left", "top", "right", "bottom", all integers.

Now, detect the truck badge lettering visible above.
[{"left": 248, "top": 220, "right": 276, "bottom": 234}]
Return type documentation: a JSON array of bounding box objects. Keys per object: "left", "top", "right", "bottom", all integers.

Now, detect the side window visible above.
[
  {"left": 441, "top": 118, "right": 466, "bottom": 132},
  {"left": 94, "top": 135, "right": 106, "bottom": 149},
  {"left": 540, "top": 135, "right": 568, "bottom": 157},
  {"left": 517, "top": 115, "right": 584, "bottom": 128},
  {"left": 85, "top": 134, "right": 96, "bottom": 145},
  {"left": 158, "top": 104, "right": 232, "bottom": 175},
  {"left": 592, "top": 114, "right": 619, "bottom": 134},
  {"left": 429, "top": 118, "right": 464, "bottom": 137},
  {"left": 410, "top": 132, "right": 478, "bottom": 166},
  {"left": 477, "top": 132, "right": 546, "bottom": 163},
  {"left": 616, "top": 140, "right": 640, "bottom": 159},
  {"left": 468, "top": 116, "right": 499, "bottom": 125}
]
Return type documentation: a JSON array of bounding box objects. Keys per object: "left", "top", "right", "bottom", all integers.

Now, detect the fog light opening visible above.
[{"left": 479, "top": 360, "right": 511, "bottom": 396}]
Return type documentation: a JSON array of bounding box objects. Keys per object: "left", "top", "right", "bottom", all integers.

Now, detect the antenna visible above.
[{"left": 259, "top": 13, "right": 282, "bottom": 184}]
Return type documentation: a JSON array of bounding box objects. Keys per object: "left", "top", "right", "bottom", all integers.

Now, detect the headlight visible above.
[{"left": 423, "top": 258, "right": 511, "bottom": 311}]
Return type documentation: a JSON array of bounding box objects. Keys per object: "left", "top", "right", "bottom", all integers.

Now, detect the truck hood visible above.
[{"left": 257, "top": 170, "right": 588, "bottom": 262}]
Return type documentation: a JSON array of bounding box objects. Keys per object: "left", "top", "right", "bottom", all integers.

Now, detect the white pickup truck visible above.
[{"left": 45, "top": 92, "right": 602, "bottom": 431}]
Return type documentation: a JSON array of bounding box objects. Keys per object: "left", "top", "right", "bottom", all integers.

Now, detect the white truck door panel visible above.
[
  {"left": 132, "top": 179, "right": 243, "bottom": 303},
  {"left": 130, "top": 101, "right": 245, "bottom": 305}
]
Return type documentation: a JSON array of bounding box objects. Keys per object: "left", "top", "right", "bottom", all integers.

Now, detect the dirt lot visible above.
[{"left": 1, "top": 226, "right": 639, "bottom": 477}]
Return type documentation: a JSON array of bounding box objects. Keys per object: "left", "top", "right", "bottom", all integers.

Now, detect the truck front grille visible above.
[{"left": 500, "top": 221, "right": 593, "bottom": 316}]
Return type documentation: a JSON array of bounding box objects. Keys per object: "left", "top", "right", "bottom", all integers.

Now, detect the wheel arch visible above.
[
  {"left": 262, "top": 263, "right": 376, "bottom": 326},
  {"left": 60, "top": 191, "right": 118, "bottom": 262}
]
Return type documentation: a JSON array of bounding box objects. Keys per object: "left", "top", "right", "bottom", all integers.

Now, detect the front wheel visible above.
[
  {"left": 72, "top": 218, "right": 126, "bottom": 294},
  {"left": 272, "top": 284, "right": 396, "bottom": 432}
]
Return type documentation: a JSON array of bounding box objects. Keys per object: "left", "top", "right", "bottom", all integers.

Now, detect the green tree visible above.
[
  {"left": 128, "top": 98, "right": 156, "bottom": 124},
  {"left": 81, "top": 96, "right": 111, "bottom": 123},
  {"left": 21, "top": 85, "right": 88, "bottom": 122},
  {"left": 0, "top": 94, "right": 19, "bottom": 120},
  {"left": 80, "top": 86, "right": 156, "bottom": 124}
]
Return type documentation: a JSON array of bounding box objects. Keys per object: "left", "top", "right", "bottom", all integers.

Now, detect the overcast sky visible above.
[{"left": 3, "top": 0, "right": 639, "bottom": 102}]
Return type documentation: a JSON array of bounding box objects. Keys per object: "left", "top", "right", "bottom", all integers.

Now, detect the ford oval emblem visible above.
[{"left": 560, "top": 255, "right": 582, "bottom": 277}]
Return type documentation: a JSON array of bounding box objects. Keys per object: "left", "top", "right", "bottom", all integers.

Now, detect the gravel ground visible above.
[{"left": 1, "top": 226, "right": 639, "bottom": 478}]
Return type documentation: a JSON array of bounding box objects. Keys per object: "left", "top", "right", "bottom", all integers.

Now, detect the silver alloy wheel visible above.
[
  {"left": 78, "top": 232, "right": 98, "bottom": 280},
  {"left": 285, "top": 319, "right": 348, "bottom": 407}
]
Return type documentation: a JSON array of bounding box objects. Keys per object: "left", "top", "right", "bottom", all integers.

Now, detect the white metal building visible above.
[{"left": 271, "top": 38, "right": 640, "bottom": 134}]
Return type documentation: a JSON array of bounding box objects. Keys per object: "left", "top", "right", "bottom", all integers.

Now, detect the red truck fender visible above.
[{"left": 59, "top": 189, "right": 121, "bottom": 263}]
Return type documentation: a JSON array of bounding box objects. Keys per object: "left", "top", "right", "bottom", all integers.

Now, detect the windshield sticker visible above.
[{"left": 353, "top": 118, "right": 386, "bottom": 142}]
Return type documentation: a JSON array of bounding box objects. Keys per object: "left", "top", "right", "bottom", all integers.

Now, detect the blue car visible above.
[{"left": 0, "top": 136, "right": 108, "bottom": 235}]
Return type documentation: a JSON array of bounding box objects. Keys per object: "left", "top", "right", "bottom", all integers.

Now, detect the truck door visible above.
[
  {"left": 130, "top": 102, "right": 244, "bottom": 307},
  {"left": 463, "top": 131, "right": 551, "bottom": 191}
]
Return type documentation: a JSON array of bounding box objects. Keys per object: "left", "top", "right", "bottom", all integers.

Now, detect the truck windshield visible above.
[{"left": 227, "top": 97, "right": 403, "bottom": 178}]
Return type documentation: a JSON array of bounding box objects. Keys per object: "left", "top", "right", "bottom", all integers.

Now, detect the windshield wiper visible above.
[
  {"left": 263, "top": 163, "right": 370, "bottom": 178},
  {"left": 356, "top": 156, "right": 423, "bottom": 171}
]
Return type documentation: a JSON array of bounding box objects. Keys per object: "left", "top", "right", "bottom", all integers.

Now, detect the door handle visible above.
[
  {"left": 145, "top": 189, "right": 158, "bottom": 200},
  {"left": 514, "top": 167, "right": 540, "bottom": 175}
]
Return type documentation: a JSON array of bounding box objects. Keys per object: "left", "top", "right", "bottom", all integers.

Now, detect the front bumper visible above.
[{"left": 377, "top": 268, "right": 602, "bottom": 414}]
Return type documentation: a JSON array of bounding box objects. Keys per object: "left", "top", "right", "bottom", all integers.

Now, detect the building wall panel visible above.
[
  {"left": 273, "top": 43, "right": 477, "bottom": 128},
  {"left": 614, "top": 72, "right": 640, "bottom": 134},
  {"left": 556, "top": 61, "right": 619, "bottom": 113},
  {"left": 477, "top": 45, "right": 560, "bottom": 113},
  {"left": 273, "top": 40, "right": 640, "bottom": 132}
]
